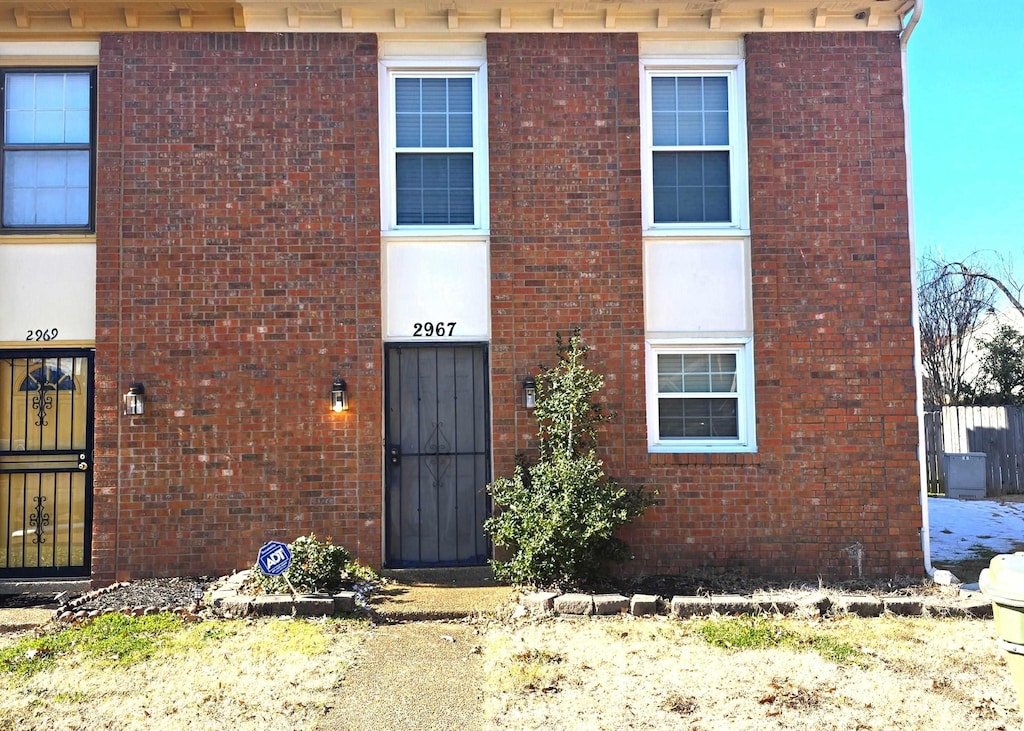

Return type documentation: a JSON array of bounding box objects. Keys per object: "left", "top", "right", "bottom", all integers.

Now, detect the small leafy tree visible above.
[
  {"left": 977, "top": 325, "right": 1024, "bottom": 405},
  {"left": 484, "top": 331, "right": 652, "bottom": 588}
]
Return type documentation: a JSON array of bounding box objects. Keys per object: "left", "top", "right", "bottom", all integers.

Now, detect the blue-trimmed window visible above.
[{"left": 1, "top": 69, "right": 95, "bottom": 233}]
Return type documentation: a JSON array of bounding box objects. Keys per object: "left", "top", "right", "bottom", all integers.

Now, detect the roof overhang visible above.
[{"left": 0, "top": 1, "right": 914, "bottom": 35}]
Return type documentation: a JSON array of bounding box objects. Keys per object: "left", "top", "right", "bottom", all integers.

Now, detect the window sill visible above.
[
  {"left": 643, "top": 226, "right": 750, "bottom": 239},
  {"left": 0, "top": 233, "right": 96, "bottom": 245},
  {"left": 381, "top": 229, "right": 490, "bottom": 243},
  {"left": 649, "top": 451, "right": 760, "bottom": 466}
]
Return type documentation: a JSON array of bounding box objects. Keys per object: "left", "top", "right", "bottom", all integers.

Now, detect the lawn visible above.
[
  {"left": 1, "top": 608, "right": 1020, "bottom": 730},
  {"left": 482, "top": 613, "right": 1022, "bottom": 730}
]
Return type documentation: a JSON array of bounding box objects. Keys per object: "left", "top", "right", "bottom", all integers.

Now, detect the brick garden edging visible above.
[
  {"left": 52, "top": 571, "right": 358, "bottom": 623},
  {"left": 205, "top": 571, "right": 357, "bottom": 618},
  {"left": 519, "top": 589, "right": 995, "bottom": 619}
]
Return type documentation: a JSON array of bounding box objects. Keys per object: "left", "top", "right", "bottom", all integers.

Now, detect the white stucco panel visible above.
[
  {"left": 644, "top": 239, "right": 750, "bottom": 334},
  {"left": 384, "top": 240, "right": 490, "bottom": 340},
  {"left": 0, "top": 244, "right": 96, "bottom": 343}
]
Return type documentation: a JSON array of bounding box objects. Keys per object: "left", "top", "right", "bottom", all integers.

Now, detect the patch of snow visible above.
[{"left": 928, "top": 497, "right": 1024, "bottom": 561}]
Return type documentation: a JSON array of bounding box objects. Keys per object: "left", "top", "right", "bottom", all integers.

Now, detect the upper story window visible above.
[
  {"left": 641, "top": 62, "right": 747, "bottom": 234},
  {"left": 380, "top": 61, "right": 488, "bottom": 235},
  {"left": 1, "top": 69, "right": 95, "bottom": 233}
]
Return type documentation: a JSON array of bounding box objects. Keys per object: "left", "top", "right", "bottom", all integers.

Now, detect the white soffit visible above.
[{"left": 0, "top": 1, "right": 907, "bottom": 34}]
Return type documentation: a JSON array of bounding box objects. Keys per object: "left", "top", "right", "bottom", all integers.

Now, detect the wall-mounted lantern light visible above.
[
  {"left": 331, "top": 378, "right": 349, "bottom": 412},
  {"left": 123, "top": 383, "right": 145, "bottom": 416},
  {"left": 522, "top": 377, "right": 537, "bottom": 409}
]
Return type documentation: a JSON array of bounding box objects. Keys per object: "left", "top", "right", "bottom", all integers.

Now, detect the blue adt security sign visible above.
[{"left": 257, "top": 541, "right": 292, "bottom": 576}]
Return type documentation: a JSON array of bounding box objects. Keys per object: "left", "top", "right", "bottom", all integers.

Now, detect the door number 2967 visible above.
[{"left": 413, "top": 322, "right": 456, "bottom": 337}]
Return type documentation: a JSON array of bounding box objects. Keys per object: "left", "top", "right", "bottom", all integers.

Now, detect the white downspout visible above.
[{"left": 900, "top": 0, "right": 932, "bottom": 575}]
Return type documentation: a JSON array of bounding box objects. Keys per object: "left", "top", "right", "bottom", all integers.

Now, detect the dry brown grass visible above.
[
  {"left": 0, "top": 616, "right": 372, "bottom": 731},
  {"left": 482, "top": 614, "right": 1023, "bottom": 730},
  {"left": 2, "top": 607, "right": 1022, "bottom": 731}
]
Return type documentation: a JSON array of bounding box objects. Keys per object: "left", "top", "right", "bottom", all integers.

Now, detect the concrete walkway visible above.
[{"left": 316, "top": 568, "right": 513, "bottom": 731}]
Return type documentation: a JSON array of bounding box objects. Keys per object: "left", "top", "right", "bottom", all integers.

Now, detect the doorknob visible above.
[
  {"left": 389, "top": 446, "right": 401, "bottom": 465},
  {"left": 78, "top": 461, "right": 89, "bottom": 470}
]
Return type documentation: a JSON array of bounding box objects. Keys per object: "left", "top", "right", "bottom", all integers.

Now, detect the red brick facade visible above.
[
  {"left": 90, "top": 30, "right": 921, "bottom": 583},
  {"left": 94, "top": 33, "right": 384, "bottom": 581}
]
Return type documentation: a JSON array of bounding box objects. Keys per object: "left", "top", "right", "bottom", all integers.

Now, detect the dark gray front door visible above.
[
  {"left": 0, "top": 350, "right": 94, "bottom": 578},
  {"left": 385, "top": 344, "right": 490, "bottom": 567}
]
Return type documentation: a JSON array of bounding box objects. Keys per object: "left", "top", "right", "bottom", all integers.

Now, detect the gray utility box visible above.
[{"left": 943, "top": 452, "right": 988, "bottom": 499}]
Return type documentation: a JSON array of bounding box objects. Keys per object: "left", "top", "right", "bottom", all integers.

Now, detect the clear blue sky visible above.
[{"left": 908, "top": 4, "right": 1024, "bottom": 267}]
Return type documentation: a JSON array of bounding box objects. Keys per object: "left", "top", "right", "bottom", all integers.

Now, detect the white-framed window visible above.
[
  {"left": 647, "top": 339, "right": 756, "bottom": 453},
  {"left": 1, "top": 68, "right": 95, "bottom": 233},
  {"left": 379, "top": 60, "right": 488, "bottom": 235},
  {"left": 640, "top": 60, "right": 748, "bottom": 235}
]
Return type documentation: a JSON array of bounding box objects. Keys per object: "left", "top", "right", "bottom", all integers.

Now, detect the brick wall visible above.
[
  {"left": 91, "top": 29, "right": 921, "bottom": 582},
  {"left": 489, "top": 31, "right": 923, "bottom": 579},
  {"left": 94, "top": 33, "right": 382, "bottom": 581}
]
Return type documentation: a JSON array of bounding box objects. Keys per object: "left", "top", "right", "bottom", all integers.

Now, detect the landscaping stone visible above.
[
  {"left": 837, "top": 595, "right": 883, "bottom": 617},
  {"left": 217, "top": 594, "right": 254, "bottom": 616},
  {"left": 710, "top": 595, "right": 754, "bottom": 615},
  {"left": 670, "top": 596, "right": 712, "bottom": 618},
  {"left": 554, "top": 593, "right": 594, "bottom": 616},
  {"left": 333, "top": 591, "right": 357, "bottom": 613},
  {"left": 797, "top": 592, "right": 833, "bottom": 616},
  {"left": 630, "top": 594, "right": 661, "bottom": 616},
  {"left": 521, "top": 591, "right": 559, "bottom": 613},
  {"left": 593, "top": 594, "right": 629, "bottom": 616},
  {"left": 253, "top": 595, "right": 294, "bottom": 616},
  {"left": 754, "top": 594, "right": 799, "bottom": 615},
  {"left": 295, "top": 595, "right": 336, "bottom": 617},
  {"left": 884, "top": 597, "right": 924, "bottom": 616}
]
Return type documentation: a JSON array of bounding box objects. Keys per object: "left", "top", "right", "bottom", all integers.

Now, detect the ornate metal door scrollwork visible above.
[{"left": 29, "top": 495, "right": 50, "bottom": 545}]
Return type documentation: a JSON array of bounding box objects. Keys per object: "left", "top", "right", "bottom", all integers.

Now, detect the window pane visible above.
[
  {"left": 447, "top": 78, "right": 472, "bottom": 113},
  {"left": 34, "top": 74, "right": 64, "bottom": 110},
  {"left": 651, "top": 75, "right": 730, "bottom": 148},
  {"left": 659, "top": 397, "right": 738, "bottom": 439},
  {"left": 6, "top": 74, "right": 34, "bottom": 112},
  {"left": 395, "top": 77, "right": 473, "bottom": 151},
  {"left": 34, "top": 111, "right": 65, "bottom": 144},
  {"left": 395, "top": 78, "right": 420, "bottom": 113},
  {"left": 5, "top": 72, "right": 91, "bottom": 145},
  {"left": 420, "top": 78, "right": 447, "bottom": 110},
  {"left": 652, "top": 151, "right": 731, "bottom": 224},
  {"left": 677, "top": 112, "right": 703, "bottom": 146},
  {"left": 709, "top": 353, "right": 737, "bottom": 372},
  {"left": 65, "top": 74, "right": 91, "bottom": 110},
  {"left": 395, "top": 153, "right": 474, "bottom": 225},
  {"left": 3, "top": 150, "right": 89, "bottom": 226},
  {"left": 421, "top": 114, "right": 448, "bottom": 147},
  {"left": 703, "top": 77, "right": 728, "bottom": 110},
  {"left": 676, "top": 78, "right": 702, "bottom": 113},
  {"left": 705, "top": 111, "right": 729, "bottom": 146},
  {"left": 449, "top": 114, "right": 473, "bottom": 147},
  {"left": 6, "top": 110, "right": 33, "bottom": 143},
  {"left": 64, "top": 110, "right": 91, "bottom": 144},
  {"left": 704, "top": 187, "right": 731, "bottom": 222}
]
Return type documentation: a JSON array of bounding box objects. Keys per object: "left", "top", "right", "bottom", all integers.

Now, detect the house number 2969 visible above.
[
  {"left": 413, "top": 322, "right": 456, "bottom": 337},
  {"left": 26, "top": 328, "right": 59, "bottom": 342}
]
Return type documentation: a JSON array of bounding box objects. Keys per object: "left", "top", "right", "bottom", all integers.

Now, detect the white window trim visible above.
[
  {"left": 379, "top": 57, "right": 489, "bottom": 237},
  {"left": 646, "top": 337, "right": 757, "bottom": 453},
  {"left": 639, "top": 58, "right": 749, "bottom": 237}
]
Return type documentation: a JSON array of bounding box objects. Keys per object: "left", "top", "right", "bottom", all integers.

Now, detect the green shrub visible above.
[
  {"left": 247, "top": 534, "right": 378, "bottom": 595},
  {"left": 484, "top": 331, "right": 652, "bottom": 588}
]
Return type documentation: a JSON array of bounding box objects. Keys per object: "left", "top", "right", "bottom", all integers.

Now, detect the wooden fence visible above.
[{"left": 923, "top": 406, "right": 1024, "bottom": 496}]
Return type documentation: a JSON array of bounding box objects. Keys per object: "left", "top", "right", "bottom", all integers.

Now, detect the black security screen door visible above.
[
  {"left": 0, "top": 350, "right": 94, "bottom": 578},
  {"left": 385, "top": 344, "right": 490, "bottom": 567}
]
